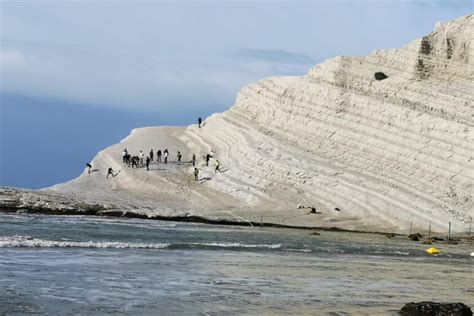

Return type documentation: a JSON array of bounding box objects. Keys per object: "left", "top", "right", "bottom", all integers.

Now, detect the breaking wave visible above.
[
  {"left": 0, "top": 236, "right": 281, "bottom": 251},
  {"left": 0, "top": 236, "right": 169, "bottom": 249}
]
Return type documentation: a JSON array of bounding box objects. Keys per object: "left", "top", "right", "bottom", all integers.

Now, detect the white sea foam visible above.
[
  {"left": 0, "top": 236, "right": 282, "bottom": 250},
  {"left": 286, "top": 248, "right": 312, "bottom": 253},
  {"left": 0, "top": 236, "right": 169, "bottom": 249},
  {"left": 189, "top": 242, "right": 281, "bottom": 249}
]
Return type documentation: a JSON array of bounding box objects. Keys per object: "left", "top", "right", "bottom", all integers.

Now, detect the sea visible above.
[{"left": 0, "top": 212, "right": 473, "bottom": 315}]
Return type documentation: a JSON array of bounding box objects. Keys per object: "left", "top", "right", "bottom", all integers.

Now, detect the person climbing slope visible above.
[
  {"left": 192, "top": 153, "right": 196, "bottom": 167},
  {"left": 194, "top": 168, "right": 199, "bottom": 181},
  {"left": 107, "top": 167, "right": 115, "bottom": 179},
  {"left": 215, "top": 160, "right": 221, "bottom": 173},
  {"left": 146, "top": 156, "right": 150, "bottom": 171}
]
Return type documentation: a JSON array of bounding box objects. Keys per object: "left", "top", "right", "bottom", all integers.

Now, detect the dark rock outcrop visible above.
[
  {"left": 374, "top": 71, "right": 388, "bottom": 80},
  {"left": 408, "top": 233, "right": 423, "bottom": 241},
  {"left": 400, "top": 301, "right": 472, "bottom": 316}
]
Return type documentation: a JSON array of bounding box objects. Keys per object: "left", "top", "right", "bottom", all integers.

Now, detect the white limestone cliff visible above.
[{"left": 50, "top": 14, "right": 474, "bottom": 233}]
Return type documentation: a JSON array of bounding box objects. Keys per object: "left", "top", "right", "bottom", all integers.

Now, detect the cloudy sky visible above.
[
  {"left": 0, "top": 0, "right": 472, "bottom": 188},
  {"left": 2, "top": 0, "right": 472, "bottom": 113}
]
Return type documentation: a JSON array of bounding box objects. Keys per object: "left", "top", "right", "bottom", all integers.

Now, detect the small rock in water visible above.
[
  {"left": 399, "top": 301, "right": 472, "bottom": 316},
  {"left": 408, "top": 233, "right": 423, "bottom": 241}
]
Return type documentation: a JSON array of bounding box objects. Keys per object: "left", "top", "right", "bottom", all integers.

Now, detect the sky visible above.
[{"left": 0, "top": 0, "right": 473, "bottom": 189}]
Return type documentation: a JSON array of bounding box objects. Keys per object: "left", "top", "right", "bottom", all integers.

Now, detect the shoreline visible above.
[
  {"left": 0, "top": 207, "right": 389, "bottom": 235},
  {"left": 3, "top": 206, "right": 473, "bottom": 245},
  {"left": 1, "top": 186, "right": 472, "bottom": 242}
]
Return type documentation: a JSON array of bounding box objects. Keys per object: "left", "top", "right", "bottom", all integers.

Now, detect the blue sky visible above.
[{"left": 0, "top": 0, "right": 472, "bottom": 188}]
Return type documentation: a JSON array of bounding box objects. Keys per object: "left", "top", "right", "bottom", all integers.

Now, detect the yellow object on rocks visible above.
[{"left": 426, "top": 247, "right": 440, "bottom": 254}]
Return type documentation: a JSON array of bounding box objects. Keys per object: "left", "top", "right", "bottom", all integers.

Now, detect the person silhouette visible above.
[{"left": 107, "top": 167, "right": 115, "bottom": 179}]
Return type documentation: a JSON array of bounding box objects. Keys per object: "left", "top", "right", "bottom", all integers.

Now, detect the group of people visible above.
[
  {"left": 122, "top": 148, "right": 180, "bottom": 170},
  {"left": 90, "top": 117, "right": 223, "bottom": 180},
  {"left": 120, "top": 146, "right": 222, "bottom": 181}
]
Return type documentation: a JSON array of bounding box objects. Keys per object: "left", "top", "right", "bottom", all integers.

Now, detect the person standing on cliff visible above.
[
  {"left": 146, "top": 156, "right": 150, "bottom": 171},
  {"left": 122, "top": 148, "right": 128, "bottom": 163},
  {"left": 177, "top": 151, "right": 182, "bottom": 163},
  {"left": 194, "top": 168, "right": 199, "bottom": 181},
  {"left": 198, "top": 117, "right": 202, "bottom": 128},
  {"left": 149, "top": 149, "right": 154, "bottom": 162},
  {"left": 131, "top": 156, "right": 139, "bottom": 168},
  {"left": 86, "top": 163, "right": 92, "bottom": 174},
  {"left": 205, "top": 153, "right": 212, "bottom": 167},
  {"left": 157, "top": 149, "right": 162, "bottom": 163},
  {"left": 107, "top": 167, "right": 115, "bottom": 179},
  {"left": 192, "top": 153, "right": 196, "bottom": 167},
  {"left": 164, "top": 149, "right": 169, "bottom": 164}
]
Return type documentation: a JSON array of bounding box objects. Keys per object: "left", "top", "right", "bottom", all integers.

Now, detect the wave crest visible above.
[{"left": 0, "top": 236, "right": 169, "bottom": 249}]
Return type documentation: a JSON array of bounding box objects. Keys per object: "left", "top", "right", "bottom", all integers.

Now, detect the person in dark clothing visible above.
[
  {"left": 107, "top": 167, "right": 115, "bottom": 179},
  {"left": 131, "top": 156, "right": 139, "bottom": 168},
  {"left": 146, "top": 156, "right": 150, "bottom": 171},
  {"left": 157, "top": 149, "right": 162, "bottom": 163},
  {"left": 215, "top": 160, "right": 221, "bottom": 173},
  {"left": 177, "top": 151, "right": 182, "bottom": 163},
  {"left": 192, "top": 153, "right": 196, "bottom": 167},
  {"left": 122, "top": 149, "right": 128, "bottom": 163},
  {"left": 194, "top": 168, "right": 199, "bottom": 181},
  {"left": 150, "top": 149, "right": 154, "bottom": 162},
  {"left": 86, "top": 163, "right": 92, "bottom": 174},
  {"left": 125, "top": 153, "right": 131, "bottom": 167},
  {"left": 205, "top": 153, "right": 212, "bottom": 167},
  {"left": 198, "top": 117, "right": 202, "bottom": 128}
]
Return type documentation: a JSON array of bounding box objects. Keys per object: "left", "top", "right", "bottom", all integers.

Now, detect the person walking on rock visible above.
[
  {"left": 192, "top": 153, "right": 196, "bottom": 167},
  {"left": 139, "top": 150, "right": 144, "bottom": 165},
  {"left": 164, "top": 149, "right": 169, "bottom": 164},
  {"left": 215, "top": 160, "right": 221, "bottom": 173},
  {"left": 146, "top": 156, "right": 150, "bottom": 171},
  {"left": 194, "top": 168, "right": 199, "bottom": 181},
  {"left": 198, "top": 117, "right": 202, "bottom": 128},
  {"left": 107, "top": 167, "right": 115, "bottom": 179},
  {"left": 150, "top": 149, "right": 154, "bottom": 162},
  {"left": 86, "top": 163, "right": 92, "bottom": 174},
  {"left": 177, "top": 151, "right": 182, "bottom": 163},
  {"left": 157, "top": 149, "right": 162, "bottom": 163}
]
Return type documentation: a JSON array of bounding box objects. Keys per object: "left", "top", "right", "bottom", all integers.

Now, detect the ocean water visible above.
[{"left": 0, "top": 213, "right": 472, "bottom": 315}]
